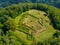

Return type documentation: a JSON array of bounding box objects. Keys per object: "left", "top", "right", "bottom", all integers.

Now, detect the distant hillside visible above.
[{"left": 0, "top": 0, "right": 60, "bottom": 8}]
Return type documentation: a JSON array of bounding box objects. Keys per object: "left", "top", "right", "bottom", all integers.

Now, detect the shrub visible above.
[{"left": 4, "top": 17, "right": 18, "bottom": 31}]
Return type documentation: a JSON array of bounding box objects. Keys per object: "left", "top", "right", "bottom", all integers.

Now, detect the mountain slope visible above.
[
  {"left": 0, "top": 0, "right": 60, "bottom": 8},
  {"left": 0, "top": 3, "right": 60, "bottom": 45}
]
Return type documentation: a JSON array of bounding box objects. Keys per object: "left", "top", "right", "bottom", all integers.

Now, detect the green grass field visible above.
[{"left": 14, "top": 9, "right": 57, "bottom": 44}]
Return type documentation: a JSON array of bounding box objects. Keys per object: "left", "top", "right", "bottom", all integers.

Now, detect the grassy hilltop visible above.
[{"left": 15, "top": 9, "right": 56, "bottom": 41}]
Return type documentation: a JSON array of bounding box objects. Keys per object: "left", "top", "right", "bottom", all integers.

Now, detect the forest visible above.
[
  {"left": 0, "top": 0, "right": 60, "bottom": 8},
  {"left": 0, "top": 3, "right": 60, "bottom": 45}
]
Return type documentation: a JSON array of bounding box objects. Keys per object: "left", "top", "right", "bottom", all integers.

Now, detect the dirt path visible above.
[
  {"left": 21, "top": 24, "right": 47, "bottom": 36},
  {"left": 35, "top": 26, "right": 47, "bottom": 36}
]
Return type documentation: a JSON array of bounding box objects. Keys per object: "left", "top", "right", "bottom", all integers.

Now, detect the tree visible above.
[
  {"left": 53, "top": 31, "right": 60, "bottom": 38},
  {"left": 4, "top": 17, "right": 18, "bottom": 31}
]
